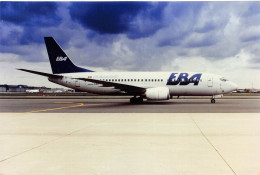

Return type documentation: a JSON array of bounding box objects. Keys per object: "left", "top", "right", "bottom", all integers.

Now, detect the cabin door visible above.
[{"left": 207, "top": 77, "right": 213, "bottom": 87}]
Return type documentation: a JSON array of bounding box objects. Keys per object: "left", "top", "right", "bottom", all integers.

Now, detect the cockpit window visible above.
[{"left": 220, "top": 77, "right": 228, "bottom": 82}]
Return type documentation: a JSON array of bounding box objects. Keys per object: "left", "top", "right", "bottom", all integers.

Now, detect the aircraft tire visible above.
[
  {"left": 130, "top": 97, "right": 143, "bottom": 104},
  {"left": 130, "top": 97, "right": 136, "bottom": 104},
  {"left": 211, "top": 99, "right": 215, "bottom": 103},
  {"left": 138, "top": 97, "right": 143, "bottom": 103}
]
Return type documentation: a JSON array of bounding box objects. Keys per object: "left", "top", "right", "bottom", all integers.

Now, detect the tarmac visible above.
[
  {"left": 0, "top": 113, "right": 259, "bottom": 175},
  {"left": 0, "top": 98, "right": 259, "bottom": 113},
  {"left": 0, "top": 97, "right": 259, "bottom": 175}
]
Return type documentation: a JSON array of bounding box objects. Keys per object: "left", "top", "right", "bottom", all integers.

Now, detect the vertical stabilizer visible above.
[{"left": 44, "top": 37, "right": 93, "bottom": 74}]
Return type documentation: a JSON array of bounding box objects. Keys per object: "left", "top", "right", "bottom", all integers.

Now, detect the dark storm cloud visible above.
[
  {"left": 0, "top": 1, "right": 260, "bottom": 71},
  {"left": 1, "top": 2, "right": 61, "bottom": 27},
  {"left": 69, "top": 2, "right": 167, "bottom": 39},
  {"left": 0, "top": 1, "right": 62, "bottom": 47},
  {"left": 69, "top": 2, "right": 150, "bottom": 34}
]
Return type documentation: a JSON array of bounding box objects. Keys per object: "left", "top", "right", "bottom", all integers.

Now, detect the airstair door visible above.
[{"left": 207, "top": 77, "right": 213, "bottom": 87}]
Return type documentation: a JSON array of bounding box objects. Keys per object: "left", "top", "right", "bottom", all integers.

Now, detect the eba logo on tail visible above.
[
  {"left": 56, "top": 56, "right": 67, "bottom": 61},
  {"left": 167, "top": 73, "right": 202, "bottom": 86}
]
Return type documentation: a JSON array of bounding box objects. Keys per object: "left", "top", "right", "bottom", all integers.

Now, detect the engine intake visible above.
[{"left": 145, "top": 87, "right": 170, "bottom": 100}]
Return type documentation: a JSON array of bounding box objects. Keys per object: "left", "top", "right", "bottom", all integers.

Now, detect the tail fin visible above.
[{"left": 44, "top": 37, "right": 93, "bottom": 74}]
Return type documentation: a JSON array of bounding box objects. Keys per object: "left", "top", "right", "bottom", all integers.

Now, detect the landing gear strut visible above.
[
  {"left": 211, "top": 98, "right": 215, "bottom": 103},
  {"left": 130, "top": 96, "right": 143, "bottom": 104}
]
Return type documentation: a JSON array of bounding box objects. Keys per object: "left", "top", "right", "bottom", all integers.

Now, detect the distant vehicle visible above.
[
  {"left": 236, "top": 88, "right": 260, "bottom": 93},
  {"left": 19, "top": 37, "right": 238, "bottom": 104},
  {"left": 26, "top": 89, "right": 40, "bottom": 93},
  {"left": 248, "top": 89, "right": 260, "bottom": 93}
]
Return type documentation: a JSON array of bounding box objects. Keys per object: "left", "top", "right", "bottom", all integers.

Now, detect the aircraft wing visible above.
[
  {"left": 18, "top": 69, "right": 63, "bottom": 78},
  {"left": 74, "top": 78, "right": 146, "bottom": 95}
]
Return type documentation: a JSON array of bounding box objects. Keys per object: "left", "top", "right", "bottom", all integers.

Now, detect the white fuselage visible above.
[{"left": 48, "top": 72, "right": 237, "bottom": 97}]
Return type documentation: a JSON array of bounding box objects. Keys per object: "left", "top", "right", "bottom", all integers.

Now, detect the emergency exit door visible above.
[{"left": 75, "top": 80, "right": 80, "bottom": 87}]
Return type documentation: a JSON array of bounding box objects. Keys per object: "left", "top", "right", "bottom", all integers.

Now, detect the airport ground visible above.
[
  {"left": 0, "top": 96, "right": 259, "bottom": 175},
  {"left": 0, "top": 96, "right": 259, "bottom": 113}
]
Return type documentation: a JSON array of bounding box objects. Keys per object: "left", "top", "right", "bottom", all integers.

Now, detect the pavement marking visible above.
[
  {"left": 0, "top": 114, "right": 116, "bottom": 163},
  {"left": 190, "top": 116, "right": 237, "bottom": 175},
  {"left": 24, "top": 103, "right": 85, "bottom": 113},
  {"left": 23, "top": 102, "right": 109, "bottom": 113},
  {"left": 0, "top": 125, "right": 90, "bottom": 163}
]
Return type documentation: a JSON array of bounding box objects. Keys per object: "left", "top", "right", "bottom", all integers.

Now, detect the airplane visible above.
[
  {"left": 26, "top": 89, "right": 40, "bottom": 93},
  {"left": 18, "top": 37, "right": 238, "bottom": 104}
]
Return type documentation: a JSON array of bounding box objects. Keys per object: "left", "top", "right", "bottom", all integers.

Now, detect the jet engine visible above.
[{"left": 145, "top": 87, "right": 170, "bottom": 100}]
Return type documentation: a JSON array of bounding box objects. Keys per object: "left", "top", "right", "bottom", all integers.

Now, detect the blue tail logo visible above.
[{"left": 56, "top": 56, "right": 68, "bottom": 61}]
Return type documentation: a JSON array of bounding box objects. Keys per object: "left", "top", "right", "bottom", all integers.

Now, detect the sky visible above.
[{"left": 0, "top": 1, "right": 260, "bottom": 89}]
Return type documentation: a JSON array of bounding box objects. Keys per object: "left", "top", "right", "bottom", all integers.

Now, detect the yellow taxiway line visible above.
[{"left": 24, "top": 103, "right": 85, "bottom": 113}]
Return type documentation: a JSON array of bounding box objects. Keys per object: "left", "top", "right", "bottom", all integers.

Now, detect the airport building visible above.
[{"left": 0, "top": 84, "right": 72, "bottom": 93}]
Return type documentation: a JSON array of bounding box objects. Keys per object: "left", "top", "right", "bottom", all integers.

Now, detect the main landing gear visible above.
[
  {"left": 130, "top": 96, "right": 143, "bottom": 104},
  {"left": 211, "top": 98, "right": 216, "bottom": 103}
]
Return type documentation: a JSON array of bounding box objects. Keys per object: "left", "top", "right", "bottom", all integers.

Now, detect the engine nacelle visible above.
[{"left": 145, "top": 87, "right": 170, "bottom": 100}]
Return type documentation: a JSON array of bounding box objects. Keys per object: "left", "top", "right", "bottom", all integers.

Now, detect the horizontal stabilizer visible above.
[{"left": 17, "top": 69, "right": 62, "bottom": 78}]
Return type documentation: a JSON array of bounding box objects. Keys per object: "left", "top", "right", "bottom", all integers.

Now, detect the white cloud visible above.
[{"left": 1, "top": 2, "right": 260, "bottom": 89}]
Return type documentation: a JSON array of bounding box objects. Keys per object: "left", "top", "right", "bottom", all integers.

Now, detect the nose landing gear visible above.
[
  {"left": 211, "top": 98, "right": 215, "bottom": 103},
  {"left": 130, "top": 96, "right": 144, "bottom": 104}
]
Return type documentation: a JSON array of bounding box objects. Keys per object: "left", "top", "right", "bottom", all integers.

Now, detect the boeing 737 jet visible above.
[{"left": 19, "top": 37, "right": 238, "bottom": 104}]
